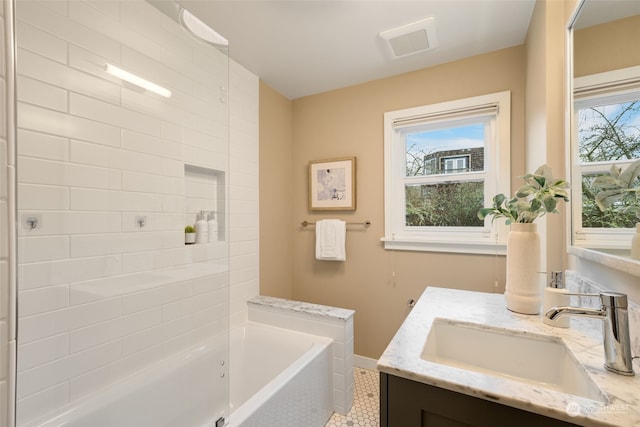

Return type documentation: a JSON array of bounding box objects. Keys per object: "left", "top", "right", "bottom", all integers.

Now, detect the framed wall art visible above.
[{"left": 308, "top": 157, "right": 356, "bottom": 210}]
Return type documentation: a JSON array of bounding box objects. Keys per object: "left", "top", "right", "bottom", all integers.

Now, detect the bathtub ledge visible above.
[{"left": 248, "top": 295, "right": 354, "bottom": 321}]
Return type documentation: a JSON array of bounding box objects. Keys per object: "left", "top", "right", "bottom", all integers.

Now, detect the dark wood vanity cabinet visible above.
[{"left": 380, "top": 373, "right": 583, "bottom": 427}]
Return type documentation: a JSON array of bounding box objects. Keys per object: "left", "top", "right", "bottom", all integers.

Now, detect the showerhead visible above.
[
  {"left": 179, "top": 8, "right": 228, "bottom": 47},
  {"left": 147, "top": 0, "right": 228, "bottom": 48}
]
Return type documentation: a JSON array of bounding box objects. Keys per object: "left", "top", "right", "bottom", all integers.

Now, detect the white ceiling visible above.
[
  {"left": 573, "top": 0, "right": 640, "bottom": 29},
  {"left": 178, "top": 1, "right": 537, "bottom": 99}
]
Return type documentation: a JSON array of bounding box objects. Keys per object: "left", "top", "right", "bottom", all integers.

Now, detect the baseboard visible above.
[{"left": 353, "top": 354, "right": 378, "bottom": 371}]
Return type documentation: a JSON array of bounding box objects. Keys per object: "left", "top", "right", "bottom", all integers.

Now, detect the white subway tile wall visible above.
[
  {"left": 1, "top": 2, "right": 10, "bottom": 426},
  {"left": 229, "top": 62, "right": 260, "bottom": 326},
  {"left": 9, "top": 0, "right": 260, "bottom": 425}
]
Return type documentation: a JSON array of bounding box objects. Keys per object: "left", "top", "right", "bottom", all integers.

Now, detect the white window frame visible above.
[
  {"left": 572, "top": 65, "right": 640, "bottom": 250},
  {"left": 383, "top": 91, "right": 511, "bottom": 254}
]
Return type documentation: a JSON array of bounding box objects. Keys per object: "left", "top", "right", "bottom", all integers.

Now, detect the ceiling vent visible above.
[{"left": 379, "top": 17, "right": 438, "bottom": 59}]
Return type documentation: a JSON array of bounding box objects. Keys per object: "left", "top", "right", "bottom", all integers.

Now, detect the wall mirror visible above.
[{"left": 568, "top": 0, "right": 640, "bottom": 275}]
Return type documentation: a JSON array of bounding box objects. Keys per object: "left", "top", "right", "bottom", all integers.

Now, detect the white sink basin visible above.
[{"left": 421, "top": 318, "right": 607, "bottom": 403}]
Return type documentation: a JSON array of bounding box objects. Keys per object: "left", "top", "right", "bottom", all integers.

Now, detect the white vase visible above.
[
  {"left": 632, "top": 223, "right": 640, "bottom": 260},
  {"left": 504, "top": 223, "right": 542, "bottom": 314}
]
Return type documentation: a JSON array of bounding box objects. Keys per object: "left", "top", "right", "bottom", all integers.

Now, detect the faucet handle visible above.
[
  {"left": 563, "top": 292, "right": 627, "bottom": 306},
  {"left": 600, "top": 292, "right": 628, "bottom": 309},
  {"left": 564, "top": 292, "right": 599, "bottom": 298}
]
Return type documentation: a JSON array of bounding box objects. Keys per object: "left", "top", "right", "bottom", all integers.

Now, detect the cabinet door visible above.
[
  {"left": 383, "top": 373, "right": 471, "bottom": 427},
  {"left": 381, "top": 373, "right": 582, "bottom": 427}
]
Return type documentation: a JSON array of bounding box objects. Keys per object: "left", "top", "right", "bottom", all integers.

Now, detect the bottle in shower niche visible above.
[
  {"left": 195, "top": 211, "right": 208, "bottom": 244},
  {"left": 208, "top": 211, "right": 218, "bottom": 242}
]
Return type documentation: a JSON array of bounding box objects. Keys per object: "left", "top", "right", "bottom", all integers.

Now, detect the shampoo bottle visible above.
[
  {"left": 195, "top": 210, "right": 208, "bottom": 244},
  {"left": 208, "top": 211, "right": 218, "bottom": 243},
  {"left": 542, "top": 271, "right": 569, "bottom": 328}
]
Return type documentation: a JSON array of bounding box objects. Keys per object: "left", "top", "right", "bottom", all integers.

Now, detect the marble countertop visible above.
[{"left": 377, "top": 287, "right": 640, "bottom": 427}]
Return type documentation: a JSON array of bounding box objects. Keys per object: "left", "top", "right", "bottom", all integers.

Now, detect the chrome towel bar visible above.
[{"left": 301, "top": 220, "right": 371, "bottom": 228}]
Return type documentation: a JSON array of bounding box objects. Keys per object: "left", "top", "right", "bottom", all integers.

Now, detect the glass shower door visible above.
[{"left": 14, "top": 0, "right": 229, "bottom": 425}]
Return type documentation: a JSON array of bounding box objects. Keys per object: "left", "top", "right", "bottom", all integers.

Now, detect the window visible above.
[
  {"left": 442, "top": 155, "right": 470, "bottom": 173},
  {"left": 572, "top": 67, "right": 640, "bottom": 249},
  {"left": 383, "top": 91, "right": 511, "bottom": 253}
]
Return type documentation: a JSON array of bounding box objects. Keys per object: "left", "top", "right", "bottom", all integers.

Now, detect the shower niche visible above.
[{"left": 185, "top": 164, "right": 227, "bottom": 243}]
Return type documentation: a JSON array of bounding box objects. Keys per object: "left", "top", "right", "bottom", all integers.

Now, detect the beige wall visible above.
[
  {"left": 524, "top": 0, "right": 570, "bottom": 274},
  {"left": 574, "top": 14, "right": 640, "bottom": 77},
  {"left": 259, "top": 81, "right": 294, "bottom": 299},
  {"left": 257, "top": 0, "right": 584, "bottom": 360},
  {"left": 287, "top": 46, "right": 525, "bottom": 359}
]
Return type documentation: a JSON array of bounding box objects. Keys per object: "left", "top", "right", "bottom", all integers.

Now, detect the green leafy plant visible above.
[
  {"left": 406, "top": 181, "right": 484, "bottom": 227},
  {"left": 591, "top": 159, "right": 640, "bottom": 219},
  {"left": 185, "top": 225, "right": 195, "bottom": 233},
  {"left": 478, "top": 164, "right": 570, "bottom": 224}
]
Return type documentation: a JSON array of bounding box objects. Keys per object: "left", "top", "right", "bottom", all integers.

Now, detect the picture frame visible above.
[{"left": 308, "top": 157, "right": 356, "bottom": 210}]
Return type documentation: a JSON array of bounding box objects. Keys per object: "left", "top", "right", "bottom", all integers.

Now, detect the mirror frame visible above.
[{"left": 566, "top": 0, "right": 640, "bottom": 278}]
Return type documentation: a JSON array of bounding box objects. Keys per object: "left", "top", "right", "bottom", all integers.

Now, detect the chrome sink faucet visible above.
[{"left": 545, "top": 292, "right": 635, "bottom": 376}]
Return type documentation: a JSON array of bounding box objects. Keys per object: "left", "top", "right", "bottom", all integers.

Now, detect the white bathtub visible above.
[
  {"left": 21, "top": 322, "right": 334, "bottom": 427},
  {"left": 22, "top": 338, "right": 227, "bottom": 427},
  {"left": 229, "top": 322, "right": 334, "bottom": 426}
]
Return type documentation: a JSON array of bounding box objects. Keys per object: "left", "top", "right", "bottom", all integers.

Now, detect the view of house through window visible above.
[
  {"left": 443, "top": 155, "right": 469, "bottom": 173},
  {"left": 577, "top": 96, "right": 640, "bottom": 229},
  {"left": 383, "top": 90, "right": 510, "bottom": 253},
  {"left": 404, "top": 122, "right": 486, "bottom": 227}
]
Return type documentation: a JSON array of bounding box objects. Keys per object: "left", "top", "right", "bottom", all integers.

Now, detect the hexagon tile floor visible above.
[{"left": 325, "top": 368, "right": 380, "bottom": 427}]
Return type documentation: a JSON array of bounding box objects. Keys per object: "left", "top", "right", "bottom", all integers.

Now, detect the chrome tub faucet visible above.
[{"left": 545, "top": 292, "right": 635, "bottom": 376}]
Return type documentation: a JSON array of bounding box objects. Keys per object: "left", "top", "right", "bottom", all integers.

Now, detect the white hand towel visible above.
[{"left": 315, "top": 219, "right": 346, "bottom": 261}]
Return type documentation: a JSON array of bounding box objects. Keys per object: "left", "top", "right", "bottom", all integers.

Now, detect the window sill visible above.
[
  {"left": 573, "top": 229, "right": 634, "bottom": 251},
  {"left": 381, "top": 237, "right": 506, "bottom": 255}
]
